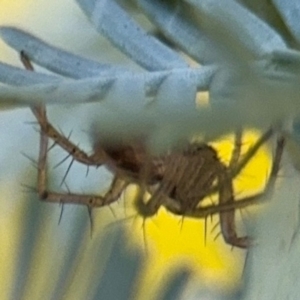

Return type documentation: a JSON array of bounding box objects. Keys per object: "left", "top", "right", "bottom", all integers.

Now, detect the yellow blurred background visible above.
[{"left": 0, "top": 2, "right": 271, "bottom": 299}]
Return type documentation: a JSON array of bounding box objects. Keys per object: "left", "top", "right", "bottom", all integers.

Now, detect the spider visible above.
[
  {"left": 20, "top": 51, "right": 284, "bottom": 249},
  {"left": 2, "top": 1, "right": 284, "bottom": 248}
]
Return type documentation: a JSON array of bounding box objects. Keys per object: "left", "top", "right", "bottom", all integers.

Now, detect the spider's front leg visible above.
[
  {"left": 21, "top": 52, "right": 128, "bottom": 208},
  {"left": 134, "top": 153, "right": 182, "bottom": 218},
  {"left": 134, "top": 172, "right": 164, "bottom": 218},
  {"left": 21, "top": 51, "right": 107, "bottom": 167}
]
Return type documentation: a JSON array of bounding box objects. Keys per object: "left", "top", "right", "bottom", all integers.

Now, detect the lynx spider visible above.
[{"left": 21, "top": 52, "right": 284, "bottom": 249}]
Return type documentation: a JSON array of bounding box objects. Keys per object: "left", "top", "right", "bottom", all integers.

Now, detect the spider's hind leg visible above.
[
  {"left": 218, "top": 130, "right": 285, "bottom": 248},
  {"left": 218, "top": 169, "right": 250, "bottom": 249},
  {"left": 185, "top": 130, "right": 283, "bottom": 248},
  {"left": 220, "top": 134, "right": 285, "bottom": 248}
]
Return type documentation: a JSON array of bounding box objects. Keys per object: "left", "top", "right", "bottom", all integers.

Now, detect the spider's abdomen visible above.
[{"left": 163, "top": 144, "right": 224, "bottom": 211}]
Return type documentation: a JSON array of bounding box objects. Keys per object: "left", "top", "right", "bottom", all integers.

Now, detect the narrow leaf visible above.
[
  {"left": 75, "top": 0, "right": 187, "bottom": 70},
  {"left": 0, "top": 26, "right": 127, "bottom": 79}
]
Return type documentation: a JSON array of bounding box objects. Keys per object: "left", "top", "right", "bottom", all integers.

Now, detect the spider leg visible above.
[
  {"left": 228, "top": 128, "right": 243, "bottom": 169},
  {"left": 183, "top": 135, "right": 285, "bottom": 248},
  {"left": 218, "top": 135, "right": 285, "bottom": 248},
  {"left": 134, "top": 170, "right": 166, "bottom": 217},
  {"left": 34, "top": 114, "right": 128, "bottom": 207},
  {"left": 215, "top": 129, "right": 256, "bottom": 248},
  {"left": 20, "top": 51, "right": 129, "bottom": 207},
  {"left": 134, "top": 188, "right": 166, "bottom": 217},
  {"left": 218, "top": 168, "right": 250, "bottom": 248},
  {"left": 30, "top": 104, "right": 107, "bottom": 166},
  {"left": 229, "top": 128, "right": 274, "bottom": 179},
  {"left": 39, "top": 176, "right": 128, "bottom": 208},
  {"left": 20, "top": 51, "right": 107, "bottom": 167},
  {"left": 206, "top": 128, "right": 274, "bottom": 197},
  {"left": 134, "top": 153, "right": 182, "bottom": 217},
  {"left": 135, "top": 171, "right": 179, "bottom": 217}
]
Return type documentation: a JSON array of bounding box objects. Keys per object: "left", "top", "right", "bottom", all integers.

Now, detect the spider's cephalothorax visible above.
[{"left": 21, "top": 53, "right": 283, "bottom": 249}]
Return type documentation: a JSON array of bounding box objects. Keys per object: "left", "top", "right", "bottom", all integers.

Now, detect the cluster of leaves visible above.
[{"left": 0, "top": 0, "right": 300, "bottom": 150}]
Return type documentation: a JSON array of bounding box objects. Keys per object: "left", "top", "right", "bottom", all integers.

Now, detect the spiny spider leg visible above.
[
  {"left": 228, "top": 128, "right": 274, "bottom": 180},
  {"left": 184, "top": 134, "right": 284, "bottom": 248},
  {"left": 218, "top": 129, "right": 268, "bottom": 248},
  {"left": 31, "top": 106, "right": 106, "bottom": 166},
  {"left": 217, "top": 162, "right": 249, "bottom": 248},
  {"left": 21, "top": 51, "right": 107, "bottom": 167},
  {"left": 228, "top": 129, "right": 243, "bottom": 169},
  {"left": 21, "top": 52, "right": 129, "bottom": 208},
  {"left": 206, "top": 128, "right": 274, "bottom": 197},
  {"left": 134, "top": 154, "right": 183, "bottom": 217}
]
